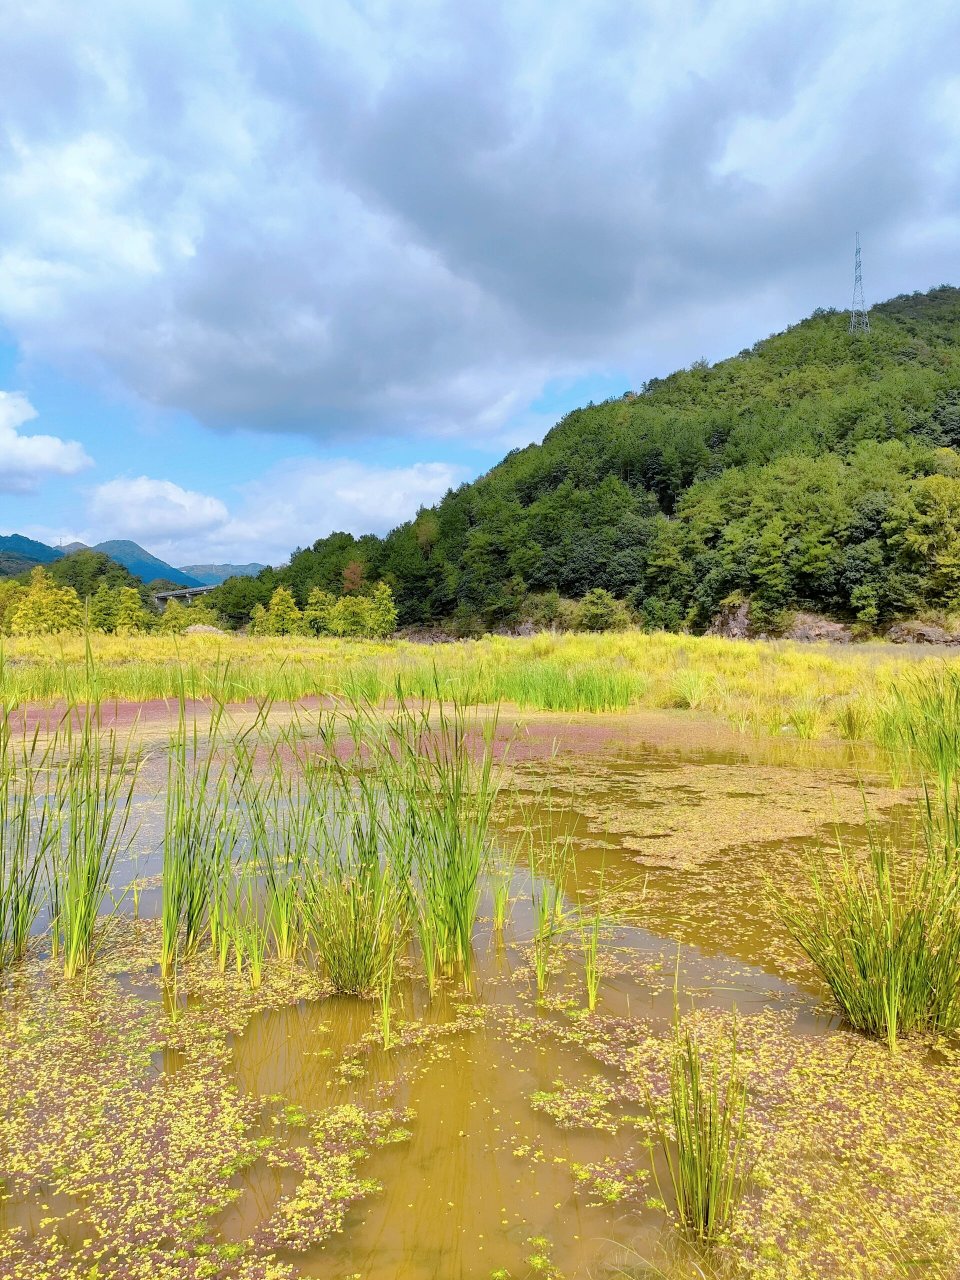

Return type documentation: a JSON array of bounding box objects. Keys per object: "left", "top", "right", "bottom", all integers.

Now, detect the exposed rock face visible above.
[
  {"left": 182, "top": 623, "right": 224, "bottom": 634},
  {"left": 707, "top": 602, "right": 854, "bottom": 643},
  {"left": 782, "top": 612, "right": 853, "bottom": 644},
  {"left": 706, "top": 600, "right": 751, "bottom": 639},
  {"left": 885, "top": 620, "right": 960, "bottom": 644}
]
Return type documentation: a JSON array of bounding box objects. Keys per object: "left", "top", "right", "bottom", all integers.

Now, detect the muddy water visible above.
[
  {"left": 1, "top": 710, "right": 937, "bottom": 1279},
  {"left": 209, "top": 718, "right": 888, "bottom": 1276}
]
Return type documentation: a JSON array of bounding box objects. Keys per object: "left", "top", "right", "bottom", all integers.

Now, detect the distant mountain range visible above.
[
  {"left": 178, "top": 563, "right": 266, "bottom": 586},
  {"left": 0, "top": 533, "right": 62, "bottom": 579},
  {"left": 0, "top": 534, "right": 201, "bottom": 587}
]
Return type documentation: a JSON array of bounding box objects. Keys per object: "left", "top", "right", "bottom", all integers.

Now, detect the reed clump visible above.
[
  {"left": 50, "top": 712, "right": 140, "bottom": 979},
  {"left": 774, "top": 826, "right": 960, "bottom": 1051},
  {"left": 645, "top": 1006, "right": 749, "bottom": 1244},
  {"left": 0, "top": 721, "right": 54, "bottom": 972}
]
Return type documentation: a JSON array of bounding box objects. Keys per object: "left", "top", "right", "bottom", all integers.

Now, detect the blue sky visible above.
[{"left": 1, "top": 1, "right": 958, "bottom": 566}]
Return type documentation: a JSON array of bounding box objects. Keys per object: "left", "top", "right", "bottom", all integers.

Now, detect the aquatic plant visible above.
[
  {"left": 228, "top": 874, "right": 270, "bottom": 989},
  {"left": 529, "top": 850, "right": 567, "bottom": 999},
  {"left": 894, "top": 668, "right": 960, "bottom": 790},
  {"left": 304, "top": 861, "right": 405, "bottom": 997},
  {"left": 246, "top": 757, "right": 314, "bottom": 964},
  {"left": 491, "top": 862, "right": 514, "bottom": 935},
  {"left": 774, "top": 825, "right": 960, "bottom": 1051},
  {"left": 388, "top": 695, "right": 499, "bottom": 980},
  {"left": 645, "top": 1005, "right": 749, "bottom": 1244},
  {"left": 2, "top": 628, "right": 945, "bottom": 759},
  {"left": 580, "top": 900, "right": 603, "bottom": 1012},
  {"left": 0, "top": 724, "right": 53, "bottom": 972},
  {"left": 51, "top": 712, "right": 139, "bottom": 979},
  {"left": 161, "top": 700, "right": 237, "bottom": 976}
]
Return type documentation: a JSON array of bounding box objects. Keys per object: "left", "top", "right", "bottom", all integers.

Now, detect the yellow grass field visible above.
[{"left": 2, "top": 628, "right": 956, "bottom": 745}]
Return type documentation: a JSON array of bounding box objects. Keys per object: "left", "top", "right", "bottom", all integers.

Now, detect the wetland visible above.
[{"left": 2, "top": 643, "right": 960, "bottom": 1280}]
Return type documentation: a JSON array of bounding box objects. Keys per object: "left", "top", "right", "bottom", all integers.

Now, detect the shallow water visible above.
[{"left": 3, "top": 709, "right": 955, "bottom": 1280}]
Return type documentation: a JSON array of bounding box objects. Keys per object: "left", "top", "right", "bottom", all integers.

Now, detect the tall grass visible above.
[
  {"left": 304, "top": 857, "right": 406, "bottom": 997},
  {"left": 51, "top": 712, "right": 140, "bottom": 979},
  {"left": 0, "top": 722, "right": 55, "bottom": 972},
  {"left": 385, "top": 695, "right": 499, "bottom": 980},
  {"left": 645, "top": 998, "right": 749, "bottom": 1243},
  {"left": 3, "top": 630, "right": 951, "bottom": 757},
  {"left": 161, "top": 701, "right": 238, "bottom": 976},
  {"left": 773, "top": 825, "right": 960, "bottom": 1051}
]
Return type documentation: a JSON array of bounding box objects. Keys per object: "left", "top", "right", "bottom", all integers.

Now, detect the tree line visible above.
[{"left": 205, "top": 286, "right": 960, "bottom": 635}]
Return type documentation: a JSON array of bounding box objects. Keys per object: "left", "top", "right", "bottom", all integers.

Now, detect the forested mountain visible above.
[{"left": 211, "top": 286, "right": 960, "bottom": 633}]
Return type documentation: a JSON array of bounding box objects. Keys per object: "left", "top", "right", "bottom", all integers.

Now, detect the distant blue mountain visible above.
[
  {"left": 0, "top": 533, "right": 63, "bottom": 564},
  {"left": 92, "top": 541, "right": 202, "bottom": 587},
  {"left": 178, "top": 562, "right": 266, "bottom": 586}
]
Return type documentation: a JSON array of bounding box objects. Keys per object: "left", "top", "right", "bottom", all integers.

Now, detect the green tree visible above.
[
  {"left": 304, "top": 588, "right": 336, "bottom": 636},
  {"left": 157, "top": 599, "right": 190, "bottom": 634},
  {"left": 114, "top": 587, "right": 152, "bottom": 635},
  {"left": 575, "top": 588, "right": 631, "bottom": 631},
  {"left": 0, "top": 580, "right": 24, "bottom": 635},
  {"left": 10, "top": 568, "right": 83, "bottom": 635},
  {"left": 368, "top": 581, "right": 398, "bottom": 638},
  {"left": 887, "top": 474, "right": 960, "bottom": 608},
  {"left": 89, "top": 582, "right": 120, "bottom": 633},
  {"left": 264, "top": 586, "right": 304, "bottom": 636},
  {"left": 327, "top": 594, "right": 374, "bottom": 637},
  {"left": 249, "top": 602, "right": 269, "bottom": 635}
]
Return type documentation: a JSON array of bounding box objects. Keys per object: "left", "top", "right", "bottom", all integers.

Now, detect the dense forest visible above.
[{"left": 210, "top": 286, "right": 960, "bottom": 634}]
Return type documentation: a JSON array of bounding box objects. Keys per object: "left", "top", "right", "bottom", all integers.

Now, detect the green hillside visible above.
[{"left": 213, "top": 285, "right": 960, "bottom": 632}]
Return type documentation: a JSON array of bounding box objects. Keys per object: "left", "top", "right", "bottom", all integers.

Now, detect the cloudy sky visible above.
[{"left": 0, "top": 0, "right": 958, "bottom": 567}]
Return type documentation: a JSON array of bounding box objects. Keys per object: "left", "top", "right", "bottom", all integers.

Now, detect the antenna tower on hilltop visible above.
[{"left": 849, "top": 232, "right": 870, "bottom": 334}]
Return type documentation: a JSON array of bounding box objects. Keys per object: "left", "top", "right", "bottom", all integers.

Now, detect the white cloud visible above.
[
  {"left": 80, "top": 459, "right": 463, "bottom": 565},
  {"left": 0, "top": 2, "right": 958, "bottom": 442},
  {"left": 89, "top": 476, "right": 229, "bottom": 538},
  {"left": 0, "top": 390, "right": 92, "bottom": 492}
]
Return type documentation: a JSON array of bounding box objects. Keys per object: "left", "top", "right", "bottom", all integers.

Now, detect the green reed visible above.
[
  {"left": 774, "top": 821, "right": 960, "bottom": 1051},
  {"left": 229, "top": 873, "right": 269, "bottom": 989},
  {"left": 300, "top": 758, "right": 408, "bottom": 996},
  {"left": 645, "top": 1001, "right": 749, "bottom": 1243},
  {"left": 304, "top": 858, "right": 406, "bottom": 997},
  {"left": 52, "top": 711, "right": 139, "bottom": 979},
  {"left": 246, "top": 752, "right": 315, "bottom": 964},
  {"left": 161, "top": 699, "right": 239, "bottom": 976},
  {"left": 0, "top": 722, "right": 54, "bottom": 972},
  {"left": 385, "top": 694, "right": 499, "bottom": 980},
  {"left": 581, "top": 901, "right": 603, "bottom": 1011},
  {"left": 896, "top": 668, "right": 960, "bottom": 789},
  {"left": 491, "top": 862, "right": 514, "bottom": 935},
  {"left": 530, "top": 873, "right": 564, "bottom": 998}
]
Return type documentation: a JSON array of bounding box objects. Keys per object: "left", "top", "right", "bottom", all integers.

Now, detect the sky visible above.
[{"left": 0, "top": 0, "right": 958, "bottom": 568}]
